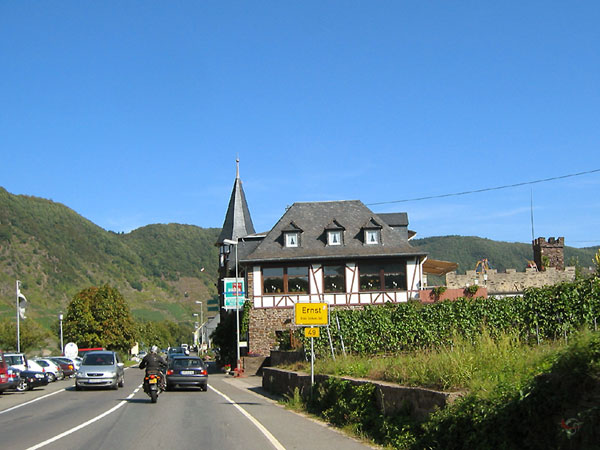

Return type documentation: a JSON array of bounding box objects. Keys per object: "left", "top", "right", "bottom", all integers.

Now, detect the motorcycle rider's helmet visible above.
[{"left": 151, "top": 345, "right": 158, "bottom": 353}]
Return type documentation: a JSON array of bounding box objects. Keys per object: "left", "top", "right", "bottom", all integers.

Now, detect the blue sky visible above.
[{"left": 1, "top": 2, "right": 599, "bottom": 247}]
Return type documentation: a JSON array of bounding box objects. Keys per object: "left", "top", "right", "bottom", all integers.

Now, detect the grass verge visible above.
[{"left": 280, "top": 329, "right": 600, "bottom": 449}]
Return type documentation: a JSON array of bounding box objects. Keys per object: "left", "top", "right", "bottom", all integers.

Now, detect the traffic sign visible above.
[
  {"left": 223, "top": 278, "right": 245, "bottom": 309},
  {"left": 64, "top": 342, "right": 78, "bottom": 359},
  {"left": 304, "top": 327, "right": 320, "bottom": 338},
  {"left": 294, "top": 302, "right": 328, "bottom": 326}
]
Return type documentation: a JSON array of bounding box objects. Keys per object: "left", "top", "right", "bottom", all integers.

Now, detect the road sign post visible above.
[{"left": 294, "top": 302, "right": 329, "bottom": 394}]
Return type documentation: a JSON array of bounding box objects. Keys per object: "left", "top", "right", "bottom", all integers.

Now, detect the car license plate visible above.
[
  {"left": 88, "top": 379, "right": 104, "bottom": 383},
  {"left": 149, "top": 378, "right": 157, "bottom": 384},
  {"left": 181, "top": 370, "right": 194, "bottom": 375}
]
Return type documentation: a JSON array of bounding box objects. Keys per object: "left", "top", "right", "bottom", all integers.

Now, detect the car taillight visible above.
[
  {"left": 68, "top": 364, "right": 73, "bottom": 370},
  {"left": 201, "top": 370, "right": 207, "bottom": 375},
  {"left": 166, "top": 369, "right": 173, "bottom": 375}
]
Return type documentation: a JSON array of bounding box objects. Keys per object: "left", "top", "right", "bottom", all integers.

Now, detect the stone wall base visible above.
[{"left": 262, "top": 367, "right": 462, "bottom": 421}]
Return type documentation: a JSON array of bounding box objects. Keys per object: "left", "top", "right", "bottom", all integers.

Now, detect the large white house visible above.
[{"left": 216, "top": 161, "right": 428, "bottom": 356}]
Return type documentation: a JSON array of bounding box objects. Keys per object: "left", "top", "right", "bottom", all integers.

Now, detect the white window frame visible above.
[
  {"left": 327, "top": 230, "right": 342, "bottom": 246},
  {"left": 365, "top": 229, "right": 380, "bottom": 245},
  {"left": 285, "top": 232, "right": 299, "bottom": 247}
]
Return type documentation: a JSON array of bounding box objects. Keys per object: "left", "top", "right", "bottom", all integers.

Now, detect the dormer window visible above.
[
  {"left": 285, "top": 232, "right": 299, "bottom": 247},
  {"left": 328, "top": 230, "right": 342, "bottom": 246},
  {"left": 362, "top": 217, "right": 382, "bottom": 245},
  {"left": 282, "top": 221, "right": 303, "bottom": 248},
  {"left": 325, "top": 219, "right": 345, "bottom": 247},
  {"left": 365, "top": 229, "right": 380, "bottom": 245}
]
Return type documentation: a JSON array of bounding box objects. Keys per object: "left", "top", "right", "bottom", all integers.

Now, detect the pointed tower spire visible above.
[{"left": 217, "top": 159, "right": 256, "bottom": 244}]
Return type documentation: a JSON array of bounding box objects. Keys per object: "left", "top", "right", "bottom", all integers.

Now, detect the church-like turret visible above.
[{"left": 216, "top": 159, "right": 255, "bottom": 246}]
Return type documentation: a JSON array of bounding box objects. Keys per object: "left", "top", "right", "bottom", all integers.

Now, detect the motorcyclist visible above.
[{"left": 139, "top": 345, "right": 167, "bottom": 388}]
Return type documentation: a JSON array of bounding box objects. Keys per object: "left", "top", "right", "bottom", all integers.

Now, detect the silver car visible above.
[{"left": 75, "top": 351, "right": 124, "bottom": 390}]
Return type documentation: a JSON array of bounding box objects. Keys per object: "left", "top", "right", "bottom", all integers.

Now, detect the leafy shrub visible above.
[{"left": 307, "top": 377, "right": 419, "bottom": 448}]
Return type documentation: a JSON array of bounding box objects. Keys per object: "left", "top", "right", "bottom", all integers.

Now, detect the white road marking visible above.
[
  {"left": 0, "top": 366, "right": 134, "bottom": 415},
  {"left": 0, "top": 389, "right": 66, "bottom": 415},
  {"left": 25, "top": 384, "right": 143, "bottom": 450},
  {"left": 209, "top": 384, "right": 286, "bottom": 450}
]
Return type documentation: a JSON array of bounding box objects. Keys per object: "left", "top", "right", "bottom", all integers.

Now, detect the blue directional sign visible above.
[{"left": 223, "top": 278, "right": 245, "bottom": 309}]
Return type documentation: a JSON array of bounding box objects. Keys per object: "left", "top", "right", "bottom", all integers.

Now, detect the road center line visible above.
[
  {"left": 26, "top": 384, "right": 143, "bottom": 450},
  {"left": 209, "top": 384, "right": 286, "bottom": 450}
]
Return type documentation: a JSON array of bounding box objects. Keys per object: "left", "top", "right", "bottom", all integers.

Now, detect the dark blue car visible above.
[{"left": 15, "top": 369, "right": 49, "bottom": 391}]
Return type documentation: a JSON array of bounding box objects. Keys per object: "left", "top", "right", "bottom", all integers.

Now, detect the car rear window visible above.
[
  {"left": 83, "top": 354, "right": 114, "bottom": 365},
  {"left": 172, "top": 358, "right": 204, "bottom": 369},
  {"left": 6, "top": 355, "right": 24, "bottom": 366}
]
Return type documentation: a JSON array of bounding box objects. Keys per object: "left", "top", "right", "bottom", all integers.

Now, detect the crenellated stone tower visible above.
[{"left": 533, "top": 236, "right": 565, "bottom": 271}]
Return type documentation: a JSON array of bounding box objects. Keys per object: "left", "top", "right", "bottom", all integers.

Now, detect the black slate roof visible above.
[
  {"left": 242, "top": 200, "right": 426, "bottom": 263},
  {"left": 377, "top": 212, "right": 409, "bottom": 228},
  {"left": 216, "top": 175, "right": 256, "bottom": 245}
]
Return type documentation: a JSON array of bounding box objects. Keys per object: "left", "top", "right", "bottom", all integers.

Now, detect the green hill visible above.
[{"left": 0, "top": 187, "right": 220, "bottom": 330}]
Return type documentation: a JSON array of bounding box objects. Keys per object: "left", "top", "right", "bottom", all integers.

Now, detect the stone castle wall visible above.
[{"left": 446, "top": 266, "right": 576, "bottom": 294}]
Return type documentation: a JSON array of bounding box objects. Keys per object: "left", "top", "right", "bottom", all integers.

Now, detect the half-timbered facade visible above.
[
  {"left": 246, "top": 201, "right": 426, "bottom": 308},
  {"left": 216, "top": 163, "right": 428, "bottom": 356}
]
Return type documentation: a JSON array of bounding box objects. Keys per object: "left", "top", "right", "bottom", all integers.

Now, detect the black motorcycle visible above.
[{"left": 143, "top": 368, "right": 165, "bottom": 403}]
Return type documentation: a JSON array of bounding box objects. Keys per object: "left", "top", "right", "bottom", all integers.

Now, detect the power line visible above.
[{"left": 367, "top": 168, "right": 600, "bottom": 206}]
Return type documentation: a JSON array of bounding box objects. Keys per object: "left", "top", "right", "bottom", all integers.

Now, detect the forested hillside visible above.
[{"left": 0, "top": 187, "right": 220, "bottom": 329}]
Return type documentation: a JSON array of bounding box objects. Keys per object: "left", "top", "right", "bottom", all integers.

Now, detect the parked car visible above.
[
  {"left": 0, "top": 351, "right": 11, "bottom": 393},
  {"left": 63, "top": 356, "right": 83, "bottom": 370},
  {"left": 34, "top": 358, "right": 64, "bottom": 382},
  {"left": 4, "top": 353, "right": 44, "bottom": 373},
  {"left": 75, "top": 351, "right": 125, "bottom": 390},
  {"left": 6, "top": 367, "right": 21, "bottom": 391},
  {"left": 165, "top": 356, "right": 208, "bottom": 391},
  {"left": 47, "top": 357, "right": 76, "bottom": 378},
  {"left": 4, "top": 353, "right": 28, "bottom": 372},
  {"left": 15, "top": 369, "right": 49, "bottom": 391}
]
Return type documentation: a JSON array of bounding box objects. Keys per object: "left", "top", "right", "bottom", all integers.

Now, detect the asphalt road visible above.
[{"left": 0, "top": 366, "right": 375, "bottom": 450}]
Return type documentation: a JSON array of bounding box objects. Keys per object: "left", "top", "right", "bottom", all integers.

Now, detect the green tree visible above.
[
  {"left": 211, "top": 312, "right": 237, "bottom": 366},
  {"left": 63, "top": 285, "right": 137, "bottom": 355},
  {"left": 0, "top": 318, "right": 50, "bottom": 353},
  {"left": 136, "top": 320, "right": 194, "bottom": 350}
]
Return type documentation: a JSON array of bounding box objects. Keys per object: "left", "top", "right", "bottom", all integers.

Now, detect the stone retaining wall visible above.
[
  {"left": 248, "top": 307, "right": 294, "bottom": 356},
  {"left": 262, "top": 367, "right": 462, "bottom": 421}
]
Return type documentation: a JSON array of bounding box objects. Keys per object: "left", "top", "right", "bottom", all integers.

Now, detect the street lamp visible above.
[
  {"left": 58, "top": 313, "right": 64, "bottom": 354},
  {"left": 193, "top": 313, "right": 200, "bottom": 351},
  {"left": 223, "top": 238, "right": 241, "bottom": 371},
  {"left": 195, "top": 301, "right": 203, "bottom": 353}
]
